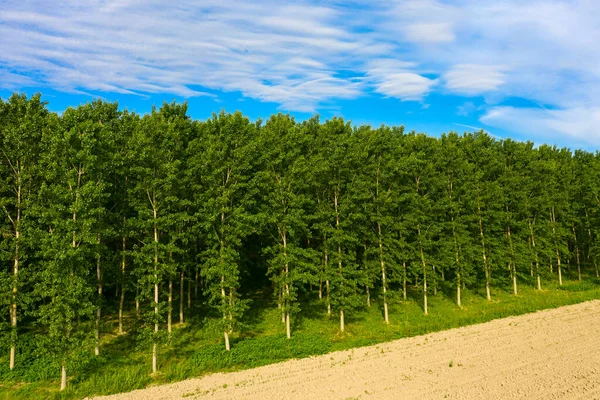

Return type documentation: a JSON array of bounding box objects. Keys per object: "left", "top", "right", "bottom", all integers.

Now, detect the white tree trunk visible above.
[
  {"left": 168, "top": 279, "right": 172, "bottom": 333},
  {"left": 61, "top": 363, "right": 67, "bottom": 391},
  {"left": 179, "top": 271, "right": 184, "bottom": 324},
  {"left": 95, "top": 234, "right": 102, "bottom": 356}
]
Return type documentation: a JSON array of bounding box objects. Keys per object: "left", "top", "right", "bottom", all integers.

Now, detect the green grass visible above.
[{"left": 1, "top": 278, "right": 599, "bottom": 399}]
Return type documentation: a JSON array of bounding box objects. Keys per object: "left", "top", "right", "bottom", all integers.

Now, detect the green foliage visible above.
[{"left": 2, "top": 93, "right": 600, "bottom": 396}]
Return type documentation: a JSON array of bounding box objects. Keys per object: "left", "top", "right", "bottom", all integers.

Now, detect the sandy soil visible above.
[{"left": 94, "top": 300, "right": 600, "bottom": 400}]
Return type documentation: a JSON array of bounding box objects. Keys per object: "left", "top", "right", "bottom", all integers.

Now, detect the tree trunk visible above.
[
  {"left": 168, "top": 279, "right": 172, "bottom": 333},
  {"left": 456, "top": 275, "right": 461, "bottom": 308},
  {"left": 418, "top": 225, "right": 428, "bottom": 315},
  {"left": 281, "top": 286, "right": 285, "bottom": 324},
  {"left": 326, "top": 280, "right": 331, "bottom": 316},
  {"left": 60, "top": 362, "right": 67, "bottom": 391},
  {"left": 378, "top": 222, "right": 389, "bottom": 323},
  {"left": 194, "top": 256, "right": 199, "bottom": 299},
  {"left": 366, "top": 285, "right": 371, "bottom": 308},
  {"left": 283, "top": 231, "right": 291, "bottom": 339},
  {"left": 551, "top": 207, "right": 562, "bottom": 286},
  {"left": 95, "top": 234, "right": 102, "bottom": 356},
  {"left": 136, "top": 281, "right": 140, "bottom": 317},
  {"left": 9, "top": 178, "right": 21, "bottom": 370},
  {"left": 507, "top": 224, "right": 517, "bottom": 295},
  {"left": 152, "top": 196, "right": 159, "bottom": 373},
  {"left": 403, "top": 261, "right": 407, "bottom": 300},
  {"left": 334, "top": 191, "right": 344, "bottom": 329},
  {"left": 478, "top": 209, "right": 491, "bottom": 301},
  {"left": 179, "top": 271, "right": 184, "bottom": 324},
  {"left": 572, "top": 223, "right": 581, "bottom": 281},
  {"left": 285, "top": 312, "right": 291, "bottom": 339},
  {"left": 221, "top": 275, "right": 230, "bottom": 351},
  {"left": 530, "top": 219, "right": 542, "bottom": 291},
  {"left": 452, "top": 217, "right": 462, "bottom": 307},
  {"left": 187, "top": 276, "right": 191, "bottom": 309},
  {"left": 119, "top": 234, "right": 126, "bottom": 334}
]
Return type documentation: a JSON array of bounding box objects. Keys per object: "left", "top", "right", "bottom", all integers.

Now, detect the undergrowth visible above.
[{"left": 0, "top": 278, "right": 598, "bottom": 400}]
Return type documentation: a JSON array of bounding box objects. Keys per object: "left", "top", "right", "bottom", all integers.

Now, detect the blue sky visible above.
[{"left": 1, "top": 0, "right": 599, "bottom": 149}]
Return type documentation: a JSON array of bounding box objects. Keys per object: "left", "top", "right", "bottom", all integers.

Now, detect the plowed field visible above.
[{"left": 95, "top": 300, "right": 600, "bottom": 400}]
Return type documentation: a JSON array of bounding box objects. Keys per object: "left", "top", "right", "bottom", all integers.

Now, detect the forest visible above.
[{"left": 1, "top": 93, "right": 600, "bottom": 396}]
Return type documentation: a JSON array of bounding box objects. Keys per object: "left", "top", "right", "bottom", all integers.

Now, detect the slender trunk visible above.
[
  {"left": 366, "top": 285, "right": 371, "bottom": 307},
  {"left": 324, "top": 235, "right": 330, "bottom": 316},
  {"left": 334, "top": 190, "right": 344, "bottom": 330},
  {"left": 187, "top": 275, "right": 191, "bottom": 309},
  {"left": 119, "top": 234, "right": 126, "bottom": 334},
  {"left": 9, "top": 177, "right": 21, "bottom": 370},
  {"left": 285, "top": 312, "right": 291, "bottom": 339},
  {"left": 572, "top": 223, "right": 581, "bottom": 281},
  {"left": 180, "top": 271, "right": 184, "bottom": 324},
  {"left": 60, "top": 362, "right": 67, "bottom": 391},
  {"left": 319, "top": 280, "right": 322, "bottom": 300},
  {"left": 433, "top": 265, "right": 437, "bottom": 296},
  {"left": 326, "top": 280, "right": 331, "bottom": 316},
  {"left": 551, "top": 207, "right": 562, "bottom": 286},
  {"left": 221, "top": 276, "right": 230, "bottom": 351},
  {"left": 530, "top": 219, "right": 541, "bottom": 291},
  {"left": 194, "top": 255, "right": 199, "bottom": 299},
  {"left": 452, "top": 217, "right": 462, "bottom": 307},
  {"left": 152, "top": 195, "right": 159, "bottom": 373},
  {"left": 527, "top": 236, "right": 534, "bottom": 277},
  {"left": 507, "top": 224, "right": 517, "bottom": 295},
  {"left": 378, "top": 222, "right": 389, "bottom": 323},
  {"left": 418, "top": 225, "right": 428, "bottom": 316},
  {"left": 281, "top": 287, "right": 285, "bottom": 323},
  {"left": 376, "top": 163, "right": 388, "bottom": 322},
  {"left": 228, "top": 289, "right": 233, "bottom": 330},
  {"left": 283, "top": 231, "right": 291, "bottom": 339},
  {"left": 95, "top": 234, "right": 102, "bottom": 356},
  {"left": 586, "top": 210, "right": 599, "bottom": 277},
  {"left": 478, "top": 206, "right": 491, "bottom": 301},
  {"left": 136, "top": 280, "right": 140, "bottom": 317},
  {"left": 168, "top": 279, "right": 172, "bottom": 333},
  {"left": 403, "top": 261, "right": 407, "bottom": 300}
]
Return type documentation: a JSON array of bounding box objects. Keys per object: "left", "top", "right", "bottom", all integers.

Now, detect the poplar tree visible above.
[
  {"left": 318, "top": 118, "right": 364, "bottom": 332},
  {"left": 35, "top": 100, "right": 115, "bottom": 390},
  {"left": 0, "top": 93, "right": 48, "bottom": 370},
  {"left": 258, "top": 114, "right": 317, "bottom": 338},
  {"left": 190, "top": 112, "right": 255, "bottom": 350},
  {"left": 438, "top": 132, "right": 476, "bottom": 306},
  {"left": 129, "top": 102, "right": 188, "bottom": 372}
]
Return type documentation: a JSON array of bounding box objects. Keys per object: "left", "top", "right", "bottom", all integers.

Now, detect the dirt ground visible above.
[{"left": 94, "top": 300, "right": 600, "bottom": 400}]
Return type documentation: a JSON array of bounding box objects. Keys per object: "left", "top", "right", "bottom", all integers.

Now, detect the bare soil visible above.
[{"left": 94, "top": 300, "right": 600, "bottom": 400}]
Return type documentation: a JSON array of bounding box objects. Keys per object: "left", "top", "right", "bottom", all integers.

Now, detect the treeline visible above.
[{"left": 1, "top": 93, "right": 599, "bottom": 390}]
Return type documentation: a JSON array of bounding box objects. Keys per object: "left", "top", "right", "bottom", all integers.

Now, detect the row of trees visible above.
[{"left": 1, "top": 93, "right": 599, "bottom": 390}]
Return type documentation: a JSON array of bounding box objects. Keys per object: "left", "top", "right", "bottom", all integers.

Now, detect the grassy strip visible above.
[{"left": 1, "top": 278, "right": 599, "bottom": 399}]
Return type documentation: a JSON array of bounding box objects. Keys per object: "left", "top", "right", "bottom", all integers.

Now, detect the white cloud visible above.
[
  {"left": 444, "top": 64, "right": 507, "bottom": 95},
  {"left": 366, "top": 59, "right": 436, "bottom": 101},
  {"left": 481, "top": 106, "right": 600, "bottom": 146},
  {"left": 0, "top": 0, "right": 374, "bottom": 111},
  {"left": 403, "top": 23, "right": 455, "bottom": 43}
]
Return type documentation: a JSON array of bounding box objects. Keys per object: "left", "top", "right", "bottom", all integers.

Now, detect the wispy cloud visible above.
[
  {"left": 444, "top": 64, "right": 507, "bottom": 95},
  {"left": 366, "top": 59, "right": 436, "bottom": 101},
  {"left": 481, "top": 106, "right": 600, "bottom": 146},
  {"left": 0, "top": 1, "right": 375, "bottom": 111}
]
